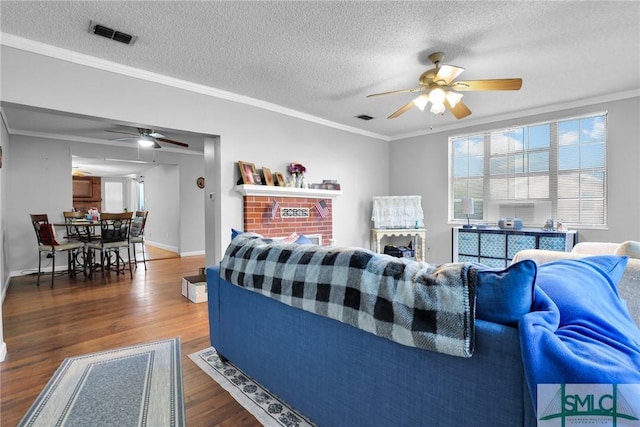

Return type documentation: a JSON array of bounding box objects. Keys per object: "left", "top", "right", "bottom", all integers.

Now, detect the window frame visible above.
[{"left": 448, "top": 111, "right": 608, "bottom": 229}]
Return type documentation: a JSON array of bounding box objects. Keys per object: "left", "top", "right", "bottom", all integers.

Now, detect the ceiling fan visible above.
[
  {"left": 104, "top": 127, "right": 189, "bottom": 149},
  {"left": 367, "top": 52, "right": 522, "bottom": 120}
]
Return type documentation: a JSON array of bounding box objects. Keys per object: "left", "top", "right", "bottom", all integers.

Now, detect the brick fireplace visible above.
[{"left": 236, "top": 185, "right": 342, "bottom": 245}]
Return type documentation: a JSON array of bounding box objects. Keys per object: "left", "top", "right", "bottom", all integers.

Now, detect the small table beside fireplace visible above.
[{"left": 371, "top": 228, "right": 427, "bottom": 262}]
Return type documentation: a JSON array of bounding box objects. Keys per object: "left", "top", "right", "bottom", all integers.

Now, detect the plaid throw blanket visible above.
[{"left": 220, "top": 233, "right": 475, "bottom": 358}]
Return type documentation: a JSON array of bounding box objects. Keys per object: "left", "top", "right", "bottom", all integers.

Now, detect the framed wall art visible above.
[{"left": 238, "top": 161, "right": 257, "bottom": 184}]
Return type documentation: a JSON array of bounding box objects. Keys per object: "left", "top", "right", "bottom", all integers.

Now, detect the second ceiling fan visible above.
[
  {"left": 367, "top": 52, "right": 522, "bottom": 120},
  {"left": 105, "top": 127, "right": 189, "bottom": 149}
]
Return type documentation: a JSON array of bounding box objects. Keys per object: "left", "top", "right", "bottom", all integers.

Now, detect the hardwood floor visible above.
[
  {"left": 137, "top": 243, "right": 180, "bottom": 261},
  {"left": 1, "top": 248, "right": 261, "bottom": 427}
]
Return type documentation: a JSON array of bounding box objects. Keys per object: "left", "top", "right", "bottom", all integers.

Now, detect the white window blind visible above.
[
  {"left": 104, "top": 181, "right": 124, "bottom": 213},
  {"left": 449, "top": 112, "right": 607, "bottom": 228}
]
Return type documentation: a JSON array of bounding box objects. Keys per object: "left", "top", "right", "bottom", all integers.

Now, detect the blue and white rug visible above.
[
  {"left": 189, "top": 347, "right": 314, "bottom": 427},
  {"left": 19, "top": 338, "right": 185, "bottom": 427}
]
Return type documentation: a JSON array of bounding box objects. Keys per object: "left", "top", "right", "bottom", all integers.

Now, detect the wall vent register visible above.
[{"left": 88, "top": 20, "right": 137, "bottom": 45}]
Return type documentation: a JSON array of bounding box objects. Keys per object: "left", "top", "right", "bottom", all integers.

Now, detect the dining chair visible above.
[
  {"left": 86, "top": 212, "right": 134, "bottom": 279},
  {"left": 63, "top": 211, "right": 91, "bottom": 240},
  {"left": 130, "top": 210, "right": 149, "bottom": 270},
  {"left": 30, "top": 213, "right": 86, "bottom": 288}
]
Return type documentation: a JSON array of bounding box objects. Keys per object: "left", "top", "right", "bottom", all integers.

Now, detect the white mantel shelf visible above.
[{"left": 235, "top": 184, "right": 342, "bottom": 199}]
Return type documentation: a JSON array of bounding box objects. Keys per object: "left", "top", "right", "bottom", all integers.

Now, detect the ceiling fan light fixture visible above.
[
  {"left": 138, "top": 136, "right": 155, "bottom": 147},
  {"left": 428, "top": 88, "right": 447, "bottom": 114},
  {"left": 368, "top": 50, "right": 522, "bottom": 121},
  {"left": 428, "top": 88, "right": 446, "bottom": 105}
]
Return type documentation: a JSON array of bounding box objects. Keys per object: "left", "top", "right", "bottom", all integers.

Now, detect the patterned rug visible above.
[
  {"left": 19, "top": 338, "right": 185, "bottom": 427},
  {"left": 189, "top": 347, "right": 314, "bottom": 426}
]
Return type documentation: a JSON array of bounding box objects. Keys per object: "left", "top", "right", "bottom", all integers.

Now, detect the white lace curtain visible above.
[{"left": 371, "top": 196, "right": 424, "bottom": 229}]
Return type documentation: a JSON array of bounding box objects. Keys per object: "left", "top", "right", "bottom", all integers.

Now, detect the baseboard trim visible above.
[
  {"left": 144, "top": 241, "right": 179, "bottom": 254},
  {"left": 1, "top": 275, "right": 9, "bottom": 304},
  {"left": 180, "top": 250, "right": 205, "bottom": 257},
  {"left": 10, "top": 266, "right": 68, "bottom": 277}
]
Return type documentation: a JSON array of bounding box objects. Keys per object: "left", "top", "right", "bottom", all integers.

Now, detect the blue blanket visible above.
[{"left": 519, "top": 256, "right": 640, "bottom": 407}]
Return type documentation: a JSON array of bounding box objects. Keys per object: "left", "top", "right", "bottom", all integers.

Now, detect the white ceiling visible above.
[
  {"left": 72, "top": 156, "right": 159, "bottom": 178},
  {"left": 1, "top": 1, "right": 639, "bottom": 175}
]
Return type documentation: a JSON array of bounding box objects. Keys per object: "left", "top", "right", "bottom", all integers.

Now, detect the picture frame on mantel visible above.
[
  {"left": 238, "top": 161, "right": 257, "bottom": 184},
  {"left": 262, "top": 167, "right": 275, "bottom": 186},
  {"left": 275, "top": 172, "right": 285, "bottom": 187}
]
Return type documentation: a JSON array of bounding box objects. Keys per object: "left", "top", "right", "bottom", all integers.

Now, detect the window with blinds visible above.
[{"left": 450, "top": 112, "right": 607, "bottom": 228}]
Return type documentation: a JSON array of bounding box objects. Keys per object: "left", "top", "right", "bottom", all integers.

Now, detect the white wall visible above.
[
  {"left": 217, "top": 106, "right": 389, "bottom": 251},
  {"left": 390, "top": 96, "right": 640, "bottom": 263},
  {"left": 143, "top": 164, "right": 180, "bottom": 253},
  {"left": 6, "top": 135, "right": 73, "bottom": 274},
  {"left": 0, "top": 45, "right": 390, "bottom": 270}
]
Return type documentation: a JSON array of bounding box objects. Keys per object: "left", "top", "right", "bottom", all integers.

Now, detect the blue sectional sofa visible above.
[
  {"left": 208, "top": 266, "right": 536, "bottom": 426},
  {"left": 207, "top": 233, "right": 640, "bottom": 426}
]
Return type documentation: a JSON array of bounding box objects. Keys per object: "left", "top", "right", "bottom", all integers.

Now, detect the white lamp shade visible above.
[
  {"left": 430, "top": 103, "right": 446, "bottom": 114},
  {"left": 428, "top": 88, "right": 446, "bottom": 104},
  {"left": 414, "top": 94, "right": 429, "bottom": 112},
  {"left": 446, "top": 91, "right": 463, "bottom": 108},
  {"left": 461, "top": 197, "right": 475, "bottom": 215},
  {"left": 138, "top": 136, "right": 155, "bottom": 147}
]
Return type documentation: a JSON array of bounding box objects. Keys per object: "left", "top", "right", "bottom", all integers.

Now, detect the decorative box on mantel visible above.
[{"left": 235, "top": 185, "right": 342, "bottom": 245}]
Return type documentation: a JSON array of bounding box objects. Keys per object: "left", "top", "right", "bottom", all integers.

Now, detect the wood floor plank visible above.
[{"left": 0, "top": 248, "right": 261, "bottom": 427}]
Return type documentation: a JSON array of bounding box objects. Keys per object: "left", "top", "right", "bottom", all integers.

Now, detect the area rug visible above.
[
  {"left": 189, "top": 347, "right": 314, "bottom": 427},
  {"left": 19, "top": 337, "right": 185, "bottom": 427}
]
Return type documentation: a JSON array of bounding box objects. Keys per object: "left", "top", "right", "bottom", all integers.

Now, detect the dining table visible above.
[
  {"left": 52, "top": 221, "right": 103, "bottom": 277},
  {"left": 54, "top": 219, "right": 133, "bottom": 278},
  {"left": 53, "top": 220, "right": 101, "bottom": 241}
]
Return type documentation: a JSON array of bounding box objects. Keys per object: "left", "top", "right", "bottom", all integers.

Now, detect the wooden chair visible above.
[
  {"left": 130, "top": 210, "right": 149, "bottom": 270},
  {"left": 86, "top": 212, "right": 134, "bottom": 279},
  {"left": 30, "top": 214, "right": 86, "bottom": 288},
  {"left": 63, "top": 211, "right": 91, "bottom": 240}
]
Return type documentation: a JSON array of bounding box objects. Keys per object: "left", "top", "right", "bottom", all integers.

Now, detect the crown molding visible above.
[{"left": 0, "top": 33, "right": 390, "bottom": 142}]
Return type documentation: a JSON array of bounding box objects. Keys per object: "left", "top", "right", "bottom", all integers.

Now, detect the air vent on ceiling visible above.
[
  {"left": 356, "top": 114, "right": 374, "bottom": 121},
  {"left": 88, "top": 20, "right": 137, "bottom": 45}
]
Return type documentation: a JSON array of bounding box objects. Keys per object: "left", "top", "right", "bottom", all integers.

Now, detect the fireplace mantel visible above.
[{"left": 234, "top": 184, "right": 342, "bottom": 199}]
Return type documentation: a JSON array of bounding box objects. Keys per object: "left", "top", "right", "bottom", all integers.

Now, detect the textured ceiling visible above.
[{"left": 1, "top": 1, "right": 639, "bottom": 142}]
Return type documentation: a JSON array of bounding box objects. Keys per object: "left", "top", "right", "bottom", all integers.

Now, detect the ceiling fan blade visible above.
[
  {"left": 367, "top": 87, "right": 426, "bottom": 98},
  {"left": 450, "top": 78, "right": 523, "bottom": 91},
  {"left": 109, "top": 137, "right": 137, "bottom": 142},
  {"left": 387, "top": 99, "right": 416, "bottom": 119},
  {"left": 435, "top": 65, "right": 464, "bottom": 85},
  {"left": 156, "top": 137, "right": 189, "bottom": 148},
  {"left": 104, "top": 129, "right": 138, "bottom": 136},
  {"left": 149, "top": 132, "right": 165, "bottom": 138},
  {"left": 445, "top": 99, "right": 472, "bottom": 119}
]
